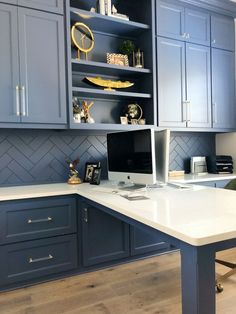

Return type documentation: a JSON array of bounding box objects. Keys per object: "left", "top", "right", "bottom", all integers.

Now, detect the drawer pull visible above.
[
  {"left": 28, "top": 254, "right": 53, "bottom": 264},
  {"left": 27, "top": 217, "right": 53, "bottom": 224}
]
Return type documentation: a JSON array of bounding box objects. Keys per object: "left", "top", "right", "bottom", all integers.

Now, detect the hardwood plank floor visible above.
[{"left": 0, "top": 249, "right": 235, "bottom": 314}]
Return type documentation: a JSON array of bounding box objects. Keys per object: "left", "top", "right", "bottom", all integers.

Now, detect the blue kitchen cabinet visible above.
[
  {"left": 0, "top": 4, "right": 20, "bottom": 123},
  {"left": 211, "top": 15, "right": 235, "bottom": 51},
  {"left": 185, "top": 43, "right": 211, "bottom": 128},
  {"left": 17, "top": 0, "right": 64, "bottom": 14},
  {"left": 157, "top": 37, "right": 211, "bottom": 128},
  {"left": 157, "top": 37, "right": 186, "bottom": 127},
  {"left": 130, "top": 226, "right": 170, "bottom": 256},
  {"left": 80, "top": 199, "right": 130, "bottom": 267},
  {"left": 18, "top": 8, "right": 66, "bottom": 124},
  {"left": 157, "top": 0, "right": 210, "bottom": 46},
  {"left": 0, "top": 4, "right": 67, "bottom": 127},
  {"left": 212, "top": 49, "right": 235, "bottom": 129}
]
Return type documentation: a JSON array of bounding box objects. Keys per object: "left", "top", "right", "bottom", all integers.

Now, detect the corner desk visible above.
[{"left": 1, "top": 182, "right": 236, "bottom": 314}]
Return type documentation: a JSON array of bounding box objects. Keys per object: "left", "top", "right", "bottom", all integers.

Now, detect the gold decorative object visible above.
[
  {"left": 71, "top": 22, "right": 94, "bottom": 60},
  {"left": 84, "top": 76, "right": 134, "bottom": 91},
  {"left": 66, "top": 158, "right": 82, "bottom": 185},
  {"left": 82, "top": 101, "right": 95, "bottom": 123}
]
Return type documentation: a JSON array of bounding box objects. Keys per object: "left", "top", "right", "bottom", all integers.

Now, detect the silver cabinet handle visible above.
[
  {"left": 15, "top": 85, "right": 20, "bottom": 116},
  {"left": 186, "top": 101, "right": 191, "bottom": 122},
  {"left": 181, "top": 32, "right": 186, "bottom": 38},
  {"left": 27, "top": 217, "right": 53, "bottom": 224},
  {"left": 186, "top": 33, "right": 190, "bottom": 39},
  {"left": 28, "top": 254, "right": 53, "bottom": 264},
  {"left": 21, "top": 85, "right": 27, "bottom": 116},
  {"left": 212, "top": 102, "right": 217, "bottom": 123},
  {"left": 84, "top": 208, "right": 88, "bottom": 223},
  {"left": 212, "top": 39, "right": 216, "bottom": 44}
]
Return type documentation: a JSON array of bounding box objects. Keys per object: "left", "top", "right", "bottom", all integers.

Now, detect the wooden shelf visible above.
[
  {"left": 71, "top": 59, "right": 151, "bottom": 77},
  {"left": 70, "top": 8, "right": 150, "bottom": 36},
  {"left": 72, "top": 87, "right": 152, "bottom": 99}
]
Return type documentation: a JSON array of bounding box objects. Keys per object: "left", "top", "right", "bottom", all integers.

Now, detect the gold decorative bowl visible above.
[{"left": 84, "top": 76, "right": 134, "bottom": 91}]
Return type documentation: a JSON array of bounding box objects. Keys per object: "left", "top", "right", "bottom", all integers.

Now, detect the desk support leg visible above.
[{"left": 181, "top": 244, "right": 215, "bottom": 314}]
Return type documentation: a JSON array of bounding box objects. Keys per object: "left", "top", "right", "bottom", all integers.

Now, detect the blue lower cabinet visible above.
[
  {"left": 80, "top": 200, "right": 130, "bottom": 266},
  {"left": 130, "top": 226, "right": 170, "bottom": 256},
  {"left": 0, "top": 234, "right": 77, "bottom": 286},
  {"left": 0, "top": 196, "right": 77, "bottom": 244}
]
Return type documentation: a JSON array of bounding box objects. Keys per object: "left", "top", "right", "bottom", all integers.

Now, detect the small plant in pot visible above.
[{"left": 119, "top": 40, "right": 135, "bottom": 66}]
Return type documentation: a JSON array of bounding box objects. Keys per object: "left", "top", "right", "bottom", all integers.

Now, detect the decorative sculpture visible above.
[{"left": 65, "top": 157, "right": 82, "bottom": 184}]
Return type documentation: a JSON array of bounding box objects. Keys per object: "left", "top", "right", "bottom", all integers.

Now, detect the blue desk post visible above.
[{"left": 181, "top": 244, "right": 216, "bottom": 314}]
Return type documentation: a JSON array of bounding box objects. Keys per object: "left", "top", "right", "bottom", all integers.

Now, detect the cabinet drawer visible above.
[
  {"left": 0, "top": 234, "right": 77, "bottom": 286},
  {"left": 0, "top": 196, "right": 77, "bottom": 244}
]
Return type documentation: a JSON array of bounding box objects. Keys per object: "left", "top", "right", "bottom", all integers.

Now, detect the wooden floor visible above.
[{"left": 0, "top": 249, "right": 236, "bottom": 314}]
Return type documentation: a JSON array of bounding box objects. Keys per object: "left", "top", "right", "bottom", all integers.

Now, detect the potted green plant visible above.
[{"left": 119, "top": 40, "right": 135, "bottom": 66}]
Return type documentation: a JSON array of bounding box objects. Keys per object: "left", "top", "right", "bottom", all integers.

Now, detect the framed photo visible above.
[
  {"left": 84, "top": 162, "right": 100, "bottom": 182},
  {"left": 107, "top": 53, "right": 129, "bottom": 66},
  {"left": 90, "top": 167, "right": 101, "bottom": 185}
]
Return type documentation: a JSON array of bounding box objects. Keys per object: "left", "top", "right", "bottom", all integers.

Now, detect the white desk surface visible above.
[
  {"left": 0, "top": 182, "right": 236, "bottom": 247},
  {"left": 170, "top": 172, "right": 236, "bottom": 183}
]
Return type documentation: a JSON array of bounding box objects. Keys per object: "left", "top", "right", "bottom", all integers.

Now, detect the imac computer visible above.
[{"left": 107, "top": 128, "right": 170, "bottom": 187}]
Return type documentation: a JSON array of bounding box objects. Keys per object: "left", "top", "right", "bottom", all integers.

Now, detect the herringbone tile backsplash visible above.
[{"left": 0, "top": 129, "right": 215, "bottom": 186}]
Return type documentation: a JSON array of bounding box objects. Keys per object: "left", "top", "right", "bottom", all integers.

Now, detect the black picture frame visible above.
[
  {"left": 84, "top": 162, "right": 100, "bottom": 182},
  {"left": 90, "top": 167, "right": 101, "bottom": 185}
]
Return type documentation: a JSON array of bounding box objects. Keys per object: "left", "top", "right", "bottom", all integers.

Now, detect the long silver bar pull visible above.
[
  {"left": 16, "top": 85, "right": 20, "bottom": 116},
  {"left": 28, "top": 254, "right": 53, "bottom": 264},
  {"left": 27, "top": 217, "right": 53, "bottom": 224},
  {"left": 21, "top": 85, "right": 27, "bottom": 116}
]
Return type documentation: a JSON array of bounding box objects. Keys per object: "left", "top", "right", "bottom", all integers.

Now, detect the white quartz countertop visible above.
[
  {"left": 170, "top": 173, "right": 236, "bottom": 183},
  {"left": 1, "top": 182, "right": 236, "bottom": 247}
]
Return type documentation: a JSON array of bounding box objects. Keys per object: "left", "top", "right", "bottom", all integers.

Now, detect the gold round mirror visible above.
[{"left": 71, "top": 22, "right": 94, "bottom": 60}]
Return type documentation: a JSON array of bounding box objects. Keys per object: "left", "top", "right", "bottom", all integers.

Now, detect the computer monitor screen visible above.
[{"left": 107, "top": 128, "right": 170, "bottom": 186}]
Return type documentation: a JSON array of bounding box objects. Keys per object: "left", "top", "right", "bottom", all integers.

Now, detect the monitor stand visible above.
[{"left": 117, "top": 181, "right": 145, "bottom": 191}]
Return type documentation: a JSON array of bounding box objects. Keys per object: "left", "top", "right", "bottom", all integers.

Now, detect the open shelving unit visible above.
[{"left": 66, "top": 0, "right": 156, "bottom": 130}]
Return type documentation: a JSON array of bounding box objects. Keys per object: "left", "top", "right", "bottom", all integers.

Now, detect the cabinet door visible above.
[
  {"left": 130, "top": 226, "right": 170, "bottom": 256},
  {"left": 186, "top": 44, "right": 211, "bottom": 128},
  {"left": 211, "top": 15, "right": 235, "bottom": 51},
  {"left": 17, "top": 0, "right": 64, "bottom": 14},
  {"left": 212, "top": 49, "right": 235, "bottom": 129},
  {"left": 0, "top": 4, "right": 20, "bottom": 123},
  {"left": 157, "top": 37, "right": 186, "bottom": 127},
  {"left": 185, "top": 8, "right": 210, "bottom": 46},
  {"left": 18, "top": 8, "right": 66, "bottom": 124},
  {"left": 81, "top": 202, "right": 130, "bottom": 267},
  {"left": 156, "top": 0, "right": 185, "bottom": 41}
]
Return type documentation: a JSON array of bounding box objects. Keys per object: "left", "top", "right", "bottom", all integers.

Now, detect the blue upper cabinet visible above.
[
  {"left": 185, "top": 44, "right": 211, "bottom": 128},
  {"left": 157, "top": 0, "right": 210, "bottom": 46},
  {"left": 18, "top": 8, "right": 66, "bottom": 124},
  {"left": 156, "top": 0, "right": 185, "bottom": 41},
  {"left": 157, "top": 37, "right": 211, "bottom": 128},
  {"left": 0, "top": 3, "right": 20, "bottom": 123},
  {"left": 17, "top": 0, "right": 64, "bottom": 14},
  {"left": 0, "top": 4, "right": 67, "bottom": 127},
  {"left": 185, "top": 9, "right": 210, "bottom": 46},
  {"left": 157, "top": 37, "right": 186, "bottom": 127},
  {"left": 211, "top": 15, "right": 235, "bottom": 51},
  {"left": 212, "top": 49, "right": 235, "bottom": 129}
]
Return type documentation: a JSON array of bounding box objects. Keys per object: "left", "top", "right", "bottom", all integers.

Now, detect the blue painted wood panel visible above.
[
  {"left": 211, "top": 15, "right": 235, "bottom": 51},
  {"left": 130, "top": 226, "right": 170, "bottom": 256},
  {"left": 0, "top": 234, "right": 77, "bottom": 286},
  {"left": 0, "top": 4, "right": 20, "bottom": 123},
  {"left": 185, "top": 8, "right": 210, "bottom": 46},
  {"left": 0, "top": 196, "right": 77, "bottom": 244},
  {"left": 157, "top": 0, "right": 185, "bottom": 41},
  {"left": 18, "top": 8, "right": 67, "bottom": 124},
  {"left": 212, "top": 49, "right": 235, "bottom": 129},
  {"left": 81, "top": 200, "right": 130, "bottom": 266},
  {"left": 17, "top": 0, "right": 64, "bottom": 14},
  {"left": 157, "top": 37, "right": 186, "bottom": 127},
  {"left": 186, "top": 43, "right": 211, "bottom": 128}
]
